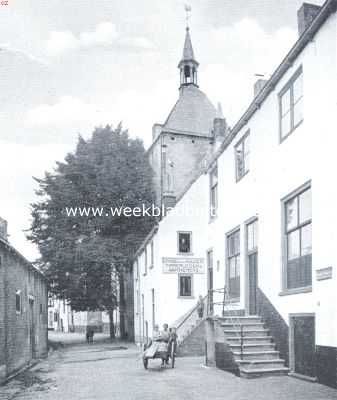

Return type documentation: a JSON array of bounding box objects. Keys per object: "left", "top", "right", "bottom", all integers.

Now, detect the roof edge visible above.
[
  {"left": 133, "top": 225, "right": 159, "bottom": 261},
  {"left": 210, "top": 0, "right": 337, "bottom": 171},
  {"left": 0, "top": 238, "right": 46, "bottom": 281}
]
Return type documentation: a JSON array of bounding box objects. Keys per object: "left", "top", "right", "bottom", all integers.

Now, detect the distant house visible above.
[
  {"left": 47, "top": 296, "right": 73, "bottom": 332},
  {"left": 0, "top": 219, "right": 48, "bottom": 384}
]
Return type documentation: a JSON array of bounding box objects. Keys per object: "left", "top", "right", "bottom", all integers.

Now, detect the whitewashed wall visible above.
[
  {"left": 134, "top": 173, "right": 209, "bottom": 342},
  {"left": 208, "top": 11, "right": 337, "bottom": 347}
]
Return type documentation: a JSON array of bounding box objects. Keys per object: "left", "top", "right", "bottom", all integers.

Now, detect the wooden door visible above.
[
  {"left": 248, "top": 252, "right": 258, "bottom": 315},
  {"left": 293, "top": 316, "right": 315, "bottom": 377}
]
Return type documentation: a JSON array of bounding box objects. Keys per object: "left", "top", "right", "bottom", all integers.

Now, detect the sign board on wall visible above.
[
  {"left": 316, "top": 267, "right": 333, "bottom": 281},
  {"left": 162, "top": 257, "right": 205, "bottom": 274}
]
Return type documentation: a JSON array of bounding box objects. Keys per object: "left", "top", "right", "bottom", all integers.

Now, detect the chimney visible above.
[
  {"left": 162, "top": 194, "right": 176, "bottom": 211},
  {"left": 213, "top": 102, "right": 228, "bottom": 138},
  {"left": 254, "top": 78, "right": 268, "bottom": 97},
  {"left": 0, "top": 217, "right": 8, "bottom": 241},
  {"left": 152, "top": 123, "right": 163, "bottom": 141},
  {"left": 297, "top": 3, "right": 322, "bottom": 36}
]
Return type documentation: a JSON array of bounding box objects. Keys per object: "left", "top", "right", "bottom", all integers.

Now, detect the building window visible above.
[
  {"left": 40, "top": 303, "right": 43, "bottom": 314},
  {"left": 210, "top": 165, "right": 218, "bottom": 219},
  {"left": 16, "top": 290, "right": 22, "bottom": 314},
  {"left": 49, "top": 311, "right": 53, "bottom": 326},
  {"left": 136, "top": 290, "right": 140, "bottom": 315},
  {"left": 179, "top": 275, "right": 193, "bottom": 298},
  {"left": 151, "top": 289, "right": 155, "bottom": 329},
  {"left": 178, "top": 232, "right": 192, "bottom": 254},
  {"left": 235, "top": 132, "right": 250, "bottom": 181},
  {"left": 135, "top": 259, "right": 139, "bottom": 280},
  {"left": 48, "top": 296, "right": 54, "bottom": 307},
  {"left": 247, "top": 219, "right": 258, "bottom": 253},
  {"left": 150, "top": 241, "right": 154, "bottom": 268},
  {"left": 284, "top": 185, "right": 312, "bottom": 290},
  {"left": 54, "top": 312, "right": 58, "bottom": 322},
  {"left": 144, "top": 248, "right": 148, "bottom": 276},
  {"left": 227, "top": 229, "right": 240, "bottom": 299},
  {"left": 279, "top": 67, "right": 303, "bottom": 141}
]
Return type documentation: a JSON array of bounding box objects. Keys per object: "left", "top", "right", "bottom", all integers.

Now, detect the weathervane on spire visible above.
[{"left": 184, "top": 4, "right": 192, "bottom": 29}]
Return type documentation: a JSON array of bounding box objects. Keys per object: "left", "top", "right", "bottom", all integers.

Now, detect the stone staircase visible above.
[
  {"left": 219, "top": 315, "right": 289, "bottom": 378},
  {"left": 176, "top": 318, "right": 205, "bottom": 357},
  {"left": 171, "top": 297, "right": 207, "bottom": 357}
]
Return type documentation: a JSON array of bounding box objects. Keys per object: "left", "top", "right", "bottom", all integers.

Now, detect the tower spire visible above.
[
  {"left": 178, "top": 5, "right": 199, "bottom": 88},
  {"left": 185, "top": 4, "right": 191, "bottom": 29}
]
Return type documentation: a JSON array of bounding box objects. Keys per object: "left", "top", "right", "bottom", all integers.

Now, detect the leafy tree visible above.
[{"left": 28, "top": 125, "right": 155, "bottom": 339}]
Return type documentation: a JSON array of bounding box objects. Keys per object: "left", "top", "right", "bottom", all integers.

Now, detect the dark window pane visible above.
[
  {"left": 236, "top": 144, "right": 244, "bottom": 178},
  {"left": 287, "top": 230, "right": 300, "bottom": 260},
  {"left": 16, "top": 292, "right": 21, "bottom": 312},
  {"left": 286, "top": 197, "right": 298, "bottom": 231},
  {"left": 293, "top": 73, "right": 303, "bottom": 103},
  {"left": 236, "top": 256, "right": 240, "bottom": 277},
  {"left": 229, "top": 276, "right": 240, "bottom": 298},
  {"left": 244, "top": 149, "right": 250, "bottom": 172},
  {"left": 235, "top": 232, "right": 240, "bottom": 254},
  {"left": 301, "top": 224, "right": 312, "bottom": 256},
  {"left": 280, "top": 70, "right": 303, "bottom": 139},
  {"left": 281, "top": 111, "right": 291, "bottom": 138},
  {"left": 227, "top": 231, "right": 240, "bottom": 299},
  {"left": 229, "top": 257, "right": 236, "bottom": 278},
  {"left": 287, "top": 226, "right": 312, "bottom": 289},
  {"left": 244, "top": 136, "right": 250, "bottom": 172},
  {"left": 293, "top": 97, "right": 303, "bottom": 127},
  {"left": 210, "top": 166, "right": 218, "bottom": 217},
  {"left": 150, "top": 241, "right": 154, "bottom": 265},
  {"left": 228, "top": 231, "right": 240, "bottom": 256},
  {"left": 299, "top": 189, "right": 311, "bottom": 224},
  {"left": 212, "top": 185, "right": 218, "bottom": 211},
  {"left": 247, "top": 221, "right": 257, "bottom": 252},
  {"left": 281, "top": 89, "right": 291, "bottom": 116},
  {"left": 287, "top": 257, "right": 300, "bottom": 289},
  {"left": 180, "top": 276, "right": 192, "bottom": 297},
  {"left": 179, "top": 233, "right": 191, "bottom": 253}
]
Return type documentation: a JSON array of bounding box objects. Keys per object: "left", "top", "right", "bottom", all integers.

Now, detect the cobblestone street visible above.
[{"left": 0, "top": 333, "right": 336, "bottom": 400}]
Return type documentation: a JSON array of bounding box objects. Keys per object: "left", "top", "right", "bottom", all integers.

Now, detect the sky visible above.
[{"left": 0, "top": 0, "right": 325, "bottom": 261}]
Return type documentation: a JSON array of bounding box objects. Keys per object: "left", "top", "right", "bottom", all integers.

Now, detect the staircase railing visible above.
[
  {"left": 207, "top": 286, "right": 252, "bottom": 367},
  {"left": 174, "top": 293, "right": 208, "bottom": 342}
]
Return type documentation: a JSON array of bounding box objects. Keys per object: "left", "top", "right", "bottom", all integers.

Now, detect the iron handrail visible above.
[
  {"left": 207, "top": 286, "right": 247, "bottom": 364},
  {"left": 175, "top": 293, "right": 208, "bottom": 331}
]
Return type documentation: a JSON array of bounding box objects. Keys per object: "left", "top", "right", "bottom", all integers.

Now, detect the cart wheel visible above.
[
  {"left": 171, "top": 345, "right": 175, "bottom": 368},
  {"left": 143, "top": 357, "right": 148, "bottom": 370}
]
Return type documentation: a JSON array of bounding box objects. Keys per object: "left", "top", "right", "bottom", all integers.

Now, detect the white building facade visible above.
[
  {"left": 205, "top": 0, "right": 337, "bottom": 385},
  {"left": 134, "top": 0, "right": 337, "bottom": 388},
  {"left": 134, "top": 172, "right": 209, "bottom": 343}
]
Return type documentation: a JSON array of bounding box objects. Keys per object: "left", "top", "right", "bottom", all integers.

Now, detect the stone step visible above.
[
  {"left": 218, "top": 316, "right": 262, "bottom": 324},
  {"left": 237, "top": 359, "right": 286, "bottom": 369},
  {"left": 221, "top": 322, "right": 265, "bottom": 328},
  {"left": 240, "top": 367, "right": 290, "bottom": 378},
  {"left": 230, "top": 343, "right": 275, "bottom": 351},
  {"left": 226, "top": 336, "right": 273, "bottom": 344},
  {"left": 234, "top": 350, "right": 280, "bottom": 360},
  {"left": 224, "top": 329, "right": 269, "bottom": 337},
  {"left": 221, "top": 310, "right": 246, "bottom": 317}
]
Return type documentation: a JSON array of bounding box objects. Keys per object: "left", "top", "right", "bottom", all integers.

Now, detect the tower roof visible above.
[
  {"left": 163, "top": 85, "right": 216, "bottom": 136},
  {"left": 179, "top": 27, "right": 198, "bottom": 66}
]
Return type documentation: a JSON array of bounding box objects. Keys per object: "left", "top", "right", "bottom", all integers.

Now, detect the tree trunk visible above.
[
  {"left": 109, "top": 310, "right": 115, "bottom": 341},
  {"left": 119, "top": 272, "right": 126, "bottom": 339}
]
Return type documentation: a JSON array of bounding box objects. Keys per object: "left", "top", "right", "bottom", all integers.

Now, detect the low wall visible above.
[{"left": 205, "top": 318, "right": 239, "bottom": 375}]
